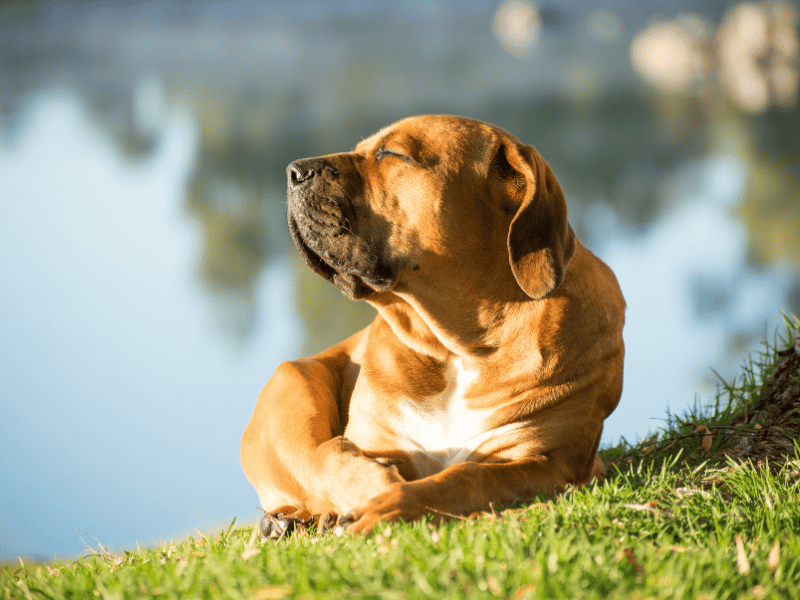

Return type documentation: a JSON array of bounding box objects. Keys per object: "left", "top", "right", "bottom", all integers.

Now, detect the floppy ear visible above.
[{"left": 490, "top": 142, "right": 576, "bottom": 299}]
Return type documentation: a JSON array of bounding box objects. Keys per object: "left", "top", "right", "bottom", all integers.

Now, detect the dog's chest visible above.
[{"left": 394, "top": 358, "right": 500, "bottom": 474}]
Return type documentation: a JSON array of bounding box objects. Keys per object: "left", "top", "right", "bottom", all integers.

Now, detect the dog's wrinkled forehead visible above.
[{"left": 356, "top": 115, "right": 507, "bottom": 171}]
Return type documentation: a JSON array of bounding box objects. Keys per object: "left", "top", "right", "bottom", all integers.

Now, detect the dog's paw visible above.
[
  {"left": 317, "top": 511, "right": 339, "bottom": 533},
  {"left": 259, "top": 510, "right": 342, "bottom": 541},
  {"left": 259, "top": 512, "right": 305, "bottom": 541},
  {"left": 342, "top": 483, "right": 432, "bottom": 534}
]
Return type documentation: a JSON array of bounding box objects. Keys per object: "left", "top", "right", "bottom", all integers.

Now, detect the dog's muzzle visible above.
[{"left": 286, "top": 158, "right": 395, "bottom": 300}]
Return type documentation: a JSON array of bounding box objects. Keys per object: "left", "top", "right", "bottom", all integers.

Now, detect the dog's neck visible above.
[{"left": 368, "top": 290, "right": 538, "bottom": 365}]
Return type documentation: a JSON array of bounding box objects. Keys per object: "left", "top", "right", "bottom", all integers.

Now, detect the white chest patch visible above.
[{"left": 395, "top": 358, "right": 517, "bottom": 475}]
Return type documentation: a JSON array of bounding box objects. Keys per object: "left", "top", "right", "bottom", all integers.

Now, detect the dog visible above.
[{"left": 241, "top": 115, "right": 625, "bottom": 535}]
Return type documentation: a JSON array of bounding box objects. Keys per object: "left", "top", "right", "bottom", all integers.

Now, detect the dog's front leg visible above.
[
  {"left": 309, "top": 434, "right": 407, "bottom": 514},
  {"left": 342, "top": 453, "right": 588, "bottom": 533},
  {"left": 241, "top": 344, "right": 405, "bottom": 517}
]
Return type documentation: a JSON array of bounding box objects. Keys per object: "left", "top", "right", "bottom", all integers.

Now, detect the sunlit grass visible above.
[
  {"left": 4, "top": 317, "right": 799, "bottom": 599},
  {"left": 603, "top": 312, "right": 799, "bottom": 472}
]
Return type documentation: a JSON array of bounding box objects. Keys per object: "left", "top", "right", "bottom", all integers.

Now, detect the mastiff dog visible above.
[{"left": 241, "top": 115, "right": 625, "bottom": 535}]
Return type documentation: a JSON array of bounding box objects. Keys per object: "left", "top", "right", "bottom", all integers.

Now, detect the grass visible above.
[{"left": 4, "top": 317, "right": 799, "bottom": 599}]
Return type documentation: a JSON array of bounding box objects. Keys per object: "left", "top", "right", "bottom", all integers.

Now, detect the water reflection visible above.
[
  {"left": 631, "top": 1, "right": 799, "bottom": 113},
  {"left": 1, "top": 0, "right": 799, "bottom": 560}
]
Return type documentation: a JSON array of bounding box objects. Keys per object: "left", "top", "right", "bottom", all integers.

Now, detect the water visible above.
[{"left": 1, "top": 0, "right": 798, "bottom": 560}]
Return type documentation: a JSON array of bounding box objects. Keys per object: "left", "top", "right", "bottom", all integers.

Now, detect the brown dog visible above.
[{"left": 241, "top": 115, "right": 625, "bottom": 534}]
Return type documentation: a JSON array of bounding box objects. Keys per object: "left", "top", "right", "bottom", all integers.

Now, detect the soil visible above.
[{"left": 722, "top": 331, "right": 800, "bottom": 467}]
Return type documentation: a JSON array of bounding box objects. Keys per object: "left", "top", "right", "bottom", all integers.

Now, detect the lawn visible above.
[{"left": 4, "top": 317, "right": 799, "bottom": 599}]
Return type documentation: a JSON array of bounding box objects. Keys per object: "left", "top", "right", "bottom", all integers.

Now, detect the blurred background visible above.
[{"left": 1, "top": 0, "right": 798, "bottom": 561}]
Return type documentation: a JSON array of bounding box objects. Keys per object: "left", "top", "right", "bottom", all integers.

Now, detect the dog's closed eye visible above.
[{"left": 376, "top": 146, "right": 415, "bottom": 164}]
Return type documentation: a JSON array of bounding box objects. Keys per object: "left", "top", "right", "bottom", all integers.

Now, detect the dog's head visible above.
[{"left": 286, "top": 115, "right": 575, "bottom": 302}]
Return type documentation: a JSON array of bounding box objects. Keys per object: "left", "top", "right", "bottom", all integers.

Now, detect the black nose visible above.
[
  {"left": 287, "top": 158, "right": 341, "bottom": 190},
  {"left": 287, "top": 160, "right": 314, "bottom": 188}
]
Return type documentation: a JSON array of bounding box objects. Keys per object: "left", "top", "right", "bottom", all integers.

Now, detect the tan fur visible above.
[{"left": 241, "top": 115, "right": 625, "bottom": 532}]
